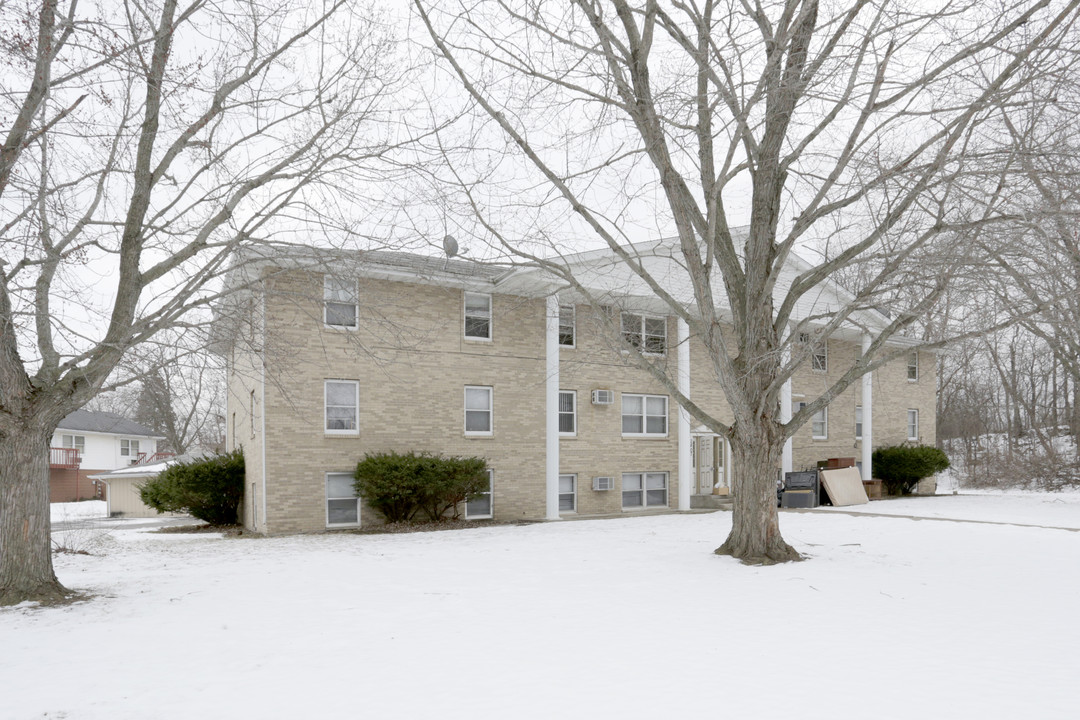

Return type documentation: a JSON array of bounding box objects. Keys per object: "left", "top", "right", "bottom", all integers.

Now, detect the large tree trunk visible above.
[
  {"left": 0, "top": 425, "right": 68, "bottom": 605},
  {"left": 715, "top": 430, "right": 801, "bottom": 564}
]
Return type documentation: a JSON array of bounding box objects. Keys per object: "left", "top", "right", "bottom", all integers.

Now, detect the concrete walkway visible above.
[{"left": 784, "top": 505, "right": 1080, "bottom": 532}]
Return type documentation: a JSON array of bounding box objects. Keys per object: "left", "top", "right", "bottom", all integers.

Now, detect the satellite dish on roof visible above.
[{"left": 442, "top": 234, "right": 459, "bottom": 259}]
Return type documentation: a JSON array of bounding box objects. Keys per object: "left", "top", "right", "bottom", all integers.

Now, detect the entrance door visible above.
[
  {"left": 696, "top": 435, "right": 716, "bottom": 494},
  {"left": 694, "top": 434, "right": 730, "bottom": 495}
]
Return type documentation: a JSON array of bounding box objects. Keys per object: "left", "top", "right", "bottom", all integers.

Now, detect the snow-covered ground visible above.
[
  {"left": 6, "top": 493, "right": 1080, "bottom": 719},
  {"left": 49, "top": 499, "right": 106, "bottom": 523}
]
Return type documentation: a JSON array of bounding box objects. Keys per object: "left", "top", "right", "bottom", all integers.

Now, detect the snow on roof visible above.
[{"left": 57, "top": 410, "right": 163, "bottom": 438}]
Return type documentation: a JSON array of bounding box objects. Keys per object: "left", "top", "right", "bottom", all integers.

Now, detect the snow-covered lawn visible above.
[
  {"left": 49, "top": 499, "right": 106, "bottom": 523},
  {"left": 6, "top": 494, "right": 1080, "bottom": 719}
]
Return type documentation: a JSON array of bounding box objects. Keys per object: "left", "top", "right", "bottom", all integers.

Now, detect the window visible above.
[
  {"left": 907, "top": 409, "right": 919, "bottom": 441},
  {"left": 797, "top": 401, "right": 827, "bottom": 439},
  {"left": 326, "top": 472, "right": 360, "bottom": 527},
  {"left": 621, "top": 313, "right": 666, "bottom": 354},
  {"left": 325, "top": 380, "right": 359, "bottom": 434},
  {"left": 622, "top": 394, "right": 668, "bottom": 436},
  {"left": 907, "top": 351, "right": 919, "bottom": 381},
  {"left": 559, "top": 474, "right": 576, "bottom": 512},
  {"left": 464, "top": 292, "right": 492, "bottom": 340},
  {"left": 62, "top": 434, "right": 85, "bottom": 453},
  {"left": 465, "top": 386, "right": 493, "bottom": 435},
  {"left": 855, "top": 406, "right": 863, "bottom": 440},
  {"left": 559, "top": 305, "right": 575, "bottom": 347},
  {"left": 558, "top": 390, "right": 576, "bottom": 435},
  {"left": 466, "top": 469, "right": 493, "bottom": 519},
  {"left": 249, "top": 389, "right": 255, "bottom": 439},
  {"left": 812, "top": 407, "right": 828, "bottom": 439},
  {"left": 324, "top": 275, "right": 358, "bottom": 329},
  {"left": 796, "top": 332, "right": 827, "bottom": 371},
  {"left": 120, "top": 438, "right": 140, "bottom": 457},
  {"left": 622, "top": 472, "right": 668, "bottom": 509}
]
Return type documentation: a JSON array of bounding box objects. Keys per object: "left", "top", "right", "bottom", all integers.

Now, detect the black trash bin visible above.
[{"left": 780, "top": 470, "right": 820, "bottom": 508}]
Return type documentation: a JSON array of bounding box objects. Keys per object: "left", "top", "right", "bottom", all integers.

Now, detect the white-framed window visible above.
[
  {"left": 796, "top": 332, "right": 827, "bottom": 372},
  {"left": 120, "top": 438, "right": 140, "bottom": 458},
  {"left": 325, "top": 380, "right": 359, "bottom": 435},
  {"left": 465, "top": 385, "right": 493, "bottom": 436},
  {"left": 622, "top": 394, "right": 668, "bottom": 437},
  {"left": 324, "top": 275, "right": 358, "bottom": 329},
  {"left": 907, "top": 351, "right": 919, "bottom": 381},
  {"left": 62, "top": 434, "right": 86, "bottom": 453},
  {"left": 249, "top": 389, "right": 256, "bottom": 439},
  {"left": 558, "top": 390, "right": 576, "bottom": 435},
  {"left": 621, "top": 313, "right": 666, "bottom": 354},
  {"left": 559, "top": 305, "right": 575, "bottom": 348},
  {"left": 559, "top": 474, "right": 576, "bottom": 512},
  {"left": 907, "top": 409, "right": 919, "bottom": 441},
  {"left": 797, "top": 401, "right": 827, "bottom": 439},
  {"left": 466, "top": 469, "right": 493, "bottom": 519},
  {"left": 812, "top": 341, "right": 827, "bottom": 372},
  {"left": 622, "top": 472, "right": 668, "bottom": 509},
  {"left": 326, "top": 472, "right": 361, "bottom": 527},
  {"left": 464, "top": 292, "right": 492, "bottom": 340},
  {"left": 813, "top": 406, "right": 828, "bottom": 439},
  {"left": 855, "top": 405, "right": 863, "bottom": 440}
]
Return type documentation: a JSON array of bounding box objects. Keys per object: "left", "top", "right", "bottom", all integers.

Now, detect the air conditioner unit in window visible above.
[
  {"left": 592, "top": 476, "right": 615, "bottom": 491},
  {"left": 591, "top": 389, "right": 614, "bottom": 405}
]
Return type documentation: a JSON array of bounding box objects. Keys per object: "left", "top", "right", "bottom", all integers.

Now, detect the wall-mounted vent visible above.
[
  {"left": 592, "top": 476, "right": 615, "bottom": 491},
  {"left": 591, "top": 389, "right": 614, "bottom": 405}
]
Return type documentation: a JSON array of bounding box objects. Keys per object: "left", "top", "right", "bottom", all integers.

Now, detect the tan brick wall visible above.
[
  {"left": 790, "top": 342, "right": 937, "bottom": 474},
  {"left": 225, "top": 270, "right": 938, "bottom": 533},
  {"left": 226, "top": 307, "right": 267, "bottom": 531},
  {"left": 558, "top": 305, "right": 679, "bottom": 515}
]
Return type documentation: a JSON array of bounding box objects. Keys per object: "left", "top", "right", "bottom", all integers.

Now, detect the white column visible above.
[
  {"left": 781, "top": 327, "right": 793, "bottom": 477},
  {"left": 861, "top": 333, "right": 873, "bottom": 481},
  {"left": 545, "top": 295, "right": 561, "bottom": 520},
  {"left": 677, "top": 318, "right": 691, "bottom": 511}
]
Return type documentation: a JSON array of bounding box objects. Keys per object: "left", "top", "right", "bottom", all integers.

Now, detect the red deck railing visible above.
[
  {"left": 133, "top": 451, "right": 175, "bottom": 466},
  {"left": 49, "top": 447, "right": 82, "bottom": 469}
]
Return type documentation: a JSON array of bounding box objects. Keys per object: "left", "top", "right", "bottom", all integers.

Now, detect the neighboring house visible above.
[
  {"left": 216, "top": 237, "right": 935, "bottom": 534},
  {"left": 88, "top": 454, "right": 199, "bottom": 518},
  {"left": 49, "top": 410, "right": 167, "bottom": 502}
]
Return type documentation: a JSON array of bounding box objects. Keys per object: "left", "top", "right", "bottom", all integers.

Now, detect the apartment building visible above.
[{"left": 219, "top": 240, "right": 935, "bottom": 534}]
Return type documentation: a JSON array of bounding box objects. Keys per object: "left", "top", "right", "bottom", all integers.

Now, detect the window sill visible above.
[
  {"left": 323, "top": 324, "right": 359, "bottom": 331},
  {"left": 463, "top": 336, "right": 493, "bottom": 343},
  {"left": 464, "top": 433, "right": 494, "bottom": 439},
  {"left": 622, "top": 434, "right": 669, "bottom": 440}
]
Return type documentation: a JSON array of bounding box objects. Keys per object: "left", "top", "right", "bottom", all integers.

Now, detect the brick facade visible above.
[{"left": 225, "top": 262, "right": 936, "bottom": 534}]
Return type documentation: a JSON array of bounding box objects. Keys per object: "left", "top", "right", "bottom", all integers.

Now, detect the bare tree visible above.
[
  {"left": 84, "top": 332, "right": 226, "bottom": 455},
  {"left": 414, "top": 0, "right": 1080, "bottom": 562},
  {"left": 0, "top": 0, "right": 416, "bottom": 604}
]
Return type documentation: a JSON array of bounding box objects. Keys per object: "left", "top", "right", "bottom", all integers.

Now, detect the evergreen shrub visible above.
[
  {"left": 353, "top": 451, "right": 489, "bottom": 523},
  {"left": 139, "top": 450, "right": 244, "bottom": 525},
  {"left": 872, "top": 444, "right": 950, "bottom": 495}
]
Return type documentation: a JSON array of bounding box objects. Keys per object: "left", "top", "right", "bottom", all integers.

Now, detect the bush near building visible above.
[
  {"left": 354, "top": 451, "right": 489, "bottom": 523},
  {"left": 139, "top": 450, "right": 245, "bottom": 525},
  {"left": 872, "top": 445, "right": 950, "bottom": 495}
]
